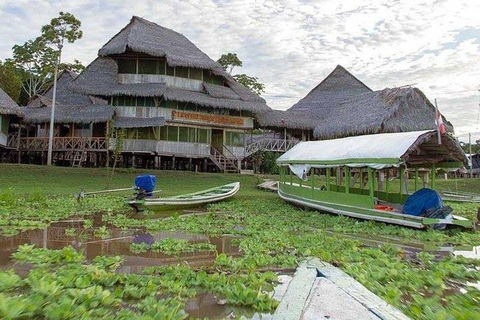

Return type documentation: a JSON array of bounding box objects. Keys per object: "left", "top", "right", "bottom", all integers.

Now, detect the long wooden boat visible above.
[
  {"left": 129, "top": 182, "right": 240, "bottom": 207},
  {"left": 276, "top": 130, "right": 476, "bottom": 229}
]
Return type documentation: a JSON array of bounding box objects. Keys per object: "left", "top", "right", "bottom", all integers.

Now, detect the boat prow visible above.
[{"left": 129, "top": 182, "right": 240, "bottom": 208}]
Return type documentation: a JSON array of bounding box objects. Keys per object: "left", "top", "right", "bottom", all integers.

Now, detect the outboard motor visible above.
[{"left": 134, "top": 174, "right": 157, "bottom": 200}]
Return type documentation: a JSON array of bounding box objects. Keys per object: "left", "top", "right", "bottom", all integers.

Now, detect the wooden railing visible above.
[
  {"left": 245, "top": 138, "right": 298, "bottom": 157},
  {"left": 6, "top": 135, "right": 18, "bottom": 149},
  {"left": 210, "top": 146, "right": 239, "bottom": 173},
  {"left": 14, "top": 137, "right": 107, "bottom": 151}
]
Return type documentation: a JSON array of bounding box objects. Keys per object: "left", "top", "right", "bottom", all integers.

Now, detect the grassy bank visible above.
[{"left": 0, "top": 164, "right": 480, "bottom": 319}]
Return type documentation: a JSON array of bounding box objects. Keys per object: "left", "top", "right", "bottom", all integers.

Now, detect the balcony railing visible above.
[{"left": 11, "top": 136, "right": 107, "bottom": 151}]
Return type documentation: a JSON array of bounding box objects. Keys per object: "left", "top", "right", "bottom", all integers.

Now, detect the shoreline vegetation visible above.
[{"left": 0, "top": 164, "right": 480, "bottom": 319}]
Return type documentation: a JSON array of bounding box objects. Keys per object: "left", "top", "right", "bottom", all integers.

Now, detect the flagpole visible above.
[{"left": 434, "top": 98, "right": 441, "bottom": 145}]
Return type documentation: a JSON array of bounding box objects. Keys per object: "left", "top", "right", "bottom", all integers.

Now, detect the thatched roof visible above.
[
  {"left": 0, "top": 88, "right": 23, "bottom": 117},
  {"left": 99, "top": 16, "right": 222, "bottom": 70},
  {"left": 114, "top": 117, "right": 165, "bottom": 128},
  {"left": 71, "top": 57, "right": 269, "bottom": 112},
  {"left": 288, "top": 65, "right": 372, "bottom": 115},
  {"left": 255, "top": 109, "right": 317, "bottom": 130},
  {"left": 313, "top": 87, "right": 454, "bottom": 139},
  {"left": 22, "top": 103, "right": 114, "bottom": 124},
  {"left": 71, "top": 16, "right": 268, "bottom": 114},
  {"left": 256, "top": 65, "right": 371, "bottom": 130},
  {"left": 24, "top": 70, "right": 114, "bottom": 124},
  {"left": 164, "top": 87, "right": 269, "bottom": 112},
  {"left": 69, "top": 58, "right": 167, "bottom": 97}
]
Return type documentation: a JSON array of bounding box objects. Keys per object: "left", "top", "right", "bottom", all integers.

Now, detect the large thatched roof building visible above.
[
  {"left": 70, "top": 16, "right": 270, "bottom": 170},
  {"left": 257, "top": 65, "right": 452, "bottom": 140},
  {"left": 0, "top": 88, "right": 23, "bottom": 148}
]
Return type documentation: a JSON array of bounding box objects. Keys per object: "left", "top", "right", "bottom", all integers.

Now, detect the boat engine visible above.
[{"left": 134, "top": 174, "right": 157, "bottom": 200}]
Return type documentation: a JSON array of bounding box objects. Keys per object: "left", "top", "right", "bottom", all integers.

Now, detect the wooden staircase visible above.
[
  {"left": 210, "top": 146, "right": 239, "bottom": 173},
  {"left": 71, "top": 149, "right": 87, "bottom": 167}
]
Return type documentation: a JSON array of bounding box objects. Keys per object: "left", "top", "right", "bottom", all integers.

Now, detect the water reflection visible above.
[{"left": 0, "top": 220, "right": 240, "bottom": 273}]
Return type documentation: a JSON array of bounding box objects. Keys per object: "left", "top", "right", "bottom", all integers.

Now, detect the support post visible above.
[
  {"left": 431, "top": 164, "right": 436, "bottom": 189},
  {"left": 345, "top": 167, "right": 350, "bottom": 194},
  {"left": 368, "top": 168, "right": 374, "bottom": 199},
  {"left": 326, "top": 168, "right": 331, "bottom": 191},
  {"left": 414, "top": 168, "right": 419, "bottom": 191},
  {"left": 47, "top": 48, "right": 62, "bottom": 166}
]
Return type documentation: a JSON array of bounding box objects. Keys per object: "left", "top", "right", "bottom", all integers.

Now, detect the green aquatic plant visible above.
[{"left": 93, "top": 226, "right": 111, "bottom": 239}]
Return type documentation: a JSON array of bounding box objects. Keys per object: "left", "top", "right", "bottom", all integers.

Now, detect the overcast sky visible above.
[{"left": 1, "top": 0, "right": 479, "bottom": 138}]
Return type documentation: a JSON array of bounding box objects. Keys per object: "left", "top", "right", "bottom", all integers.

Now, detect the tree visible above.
[
  {"left": 10, "top": 37, "right": 57, "bottom": 99},
  {"left": 217, "top": 53, "right": 265, "bottom": 96},
  {"left": 40, "top": 12, "right": 83, "bottom": 166},
  {"left": 0, "top": 61, "right": 22, "bottom": 102},
  {"left": 234, "top": 74, "right": 265, "bottom": 96},
  {"left": 217, "top": 53, "right": 242, "bottom": 73},
  {"left": 9, "top": 12, "right": 84, "bottom": 100}
]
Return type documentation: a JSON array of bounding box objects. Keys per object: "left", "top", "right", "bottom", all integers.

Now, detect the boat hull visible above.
[
  {"left": 278, "top": 187, "right": 473, "bottom": 229},
  {"left": 130, "top": 182, "right": 240, "bottom": 208}
]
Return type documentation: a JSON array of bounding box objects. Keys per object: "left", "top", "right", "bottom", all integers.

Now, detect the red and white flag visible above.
[{"left": 436, "top": 109, "right": 446, "bottom": 135}]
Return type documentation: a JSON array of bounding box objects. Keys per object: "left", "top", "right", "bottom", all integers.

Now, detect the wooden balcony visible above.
[{"left": 10, "top": 136, "right": 108, "bottom": 152}]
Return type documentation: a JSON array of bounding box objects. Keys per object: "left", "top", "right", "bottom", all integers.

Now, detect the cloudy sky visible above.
[{"left": 1, "top": 0, "right": 479, "bottom": 138}]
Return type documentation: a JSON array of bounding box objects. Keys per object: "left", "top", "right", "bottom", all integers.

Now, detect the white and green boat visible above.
[
  {"left": 129, "top": 182, "right": 240, "bottom": 208},
  {"left": 276, "top": 130, "right": 475, "bottom": 229}
]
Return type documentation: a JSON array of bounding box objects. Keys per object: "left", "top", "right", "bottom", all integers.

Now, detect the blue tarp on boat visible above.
[
  {"left": 135, "top": 175, "right": 157, "bottom": 194},
  {"left": 403, "top": 188, "right": 443, "bottom": 217}
]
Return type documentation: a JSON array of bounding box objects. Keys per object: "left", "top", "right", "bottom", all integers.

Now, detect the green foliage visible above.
[
  {"left": 93, "top": 226, "right": 111, "bottom": 239},
  {"left": 130, "top": 238, "right": 216, "bottom": 256},
  {"left": 217, "top": 53, "right": 242, "bottom": 73},
  {"left": 0, "top": 60, "right": 22, "bottom": 102},
  {"left": 233, "top": 73, "right": 265, "bottom": 95},
  {"left": 217, "top": 52, "right": 265, "bottom": 95},
  {"left": 9, "top": 12, "right": 83, "bottom": 100},
  {"left": 41, "top": 12, "right": 83, "bottom": 50}
]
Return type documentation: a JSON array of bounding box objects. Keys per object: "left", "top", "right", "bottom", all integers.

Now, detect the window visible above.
[
  {"left": 177, "top": 102, "right": 188, "bottom": 111},
  {"left": 126, "top": 128, "right": 136, "bottom": 139},
  {"left": 145, "top": 97, "right": 155, "bottom": 107},
  {"left": 124, "top": 96, "right": 135, "bottom": 107},
  {"left": 176, "top": 66, "right": 189, "bottom": 78},
  {"left": 211, "top": 75, "right": 224, "bottom": 85},
  {"left": 136, "top": 97, "right": 146, "bottom": 107},
  {"left": 117, "top": 59, "right": 136, "bottom": 74},
  {"left": 157, "top": 60, "right": 166, "bottom": 75},
  {"left": 137, "top": 127, "right": 155, "bottom": 140},
  {"left": 188, "top": 127, "right": 196, "bottom": 143},
  {"left": 189, "top": 68, "right": 202, "bottom": 80},
  {"left": 226, "top": 131, "right": 243, "bottom": 147},
  {"left": 77, "top": 123, "right": 90, "bottom": 130},
  {"left": 159, "top": 126, "right": 168, "bottom": 140},
  {"left": 167, "top": 126, "right": 178, "bottom": 141},
  {"left": 197, "top": 128, "right": 210, "bottom": 144},
  {"left": 0, "top": 116, "right": 9, "bottom": 134},
  {"left": 166, "top": 100, "right": 177, "bottom": 109},
  {"left": 179, "top": 126, "right": 189, "bottom": 142},
  {"left": 166, "top": 65, "right": 175, "bottom": 76},
  {"left": 138, "top": 59, "right": 157, "bottom": 74}
]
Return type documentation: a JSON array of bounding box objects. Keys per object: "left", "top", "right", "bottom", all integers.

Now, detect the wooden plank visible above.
[
  {"left": 302, "top": 278, "right": 379, "bottom": 320},
  {"left": 307, "top": 258, "right": 409, "bottom": 320},
  {"left": 272, "top": 261, "right": 318, "bottom": 320}
]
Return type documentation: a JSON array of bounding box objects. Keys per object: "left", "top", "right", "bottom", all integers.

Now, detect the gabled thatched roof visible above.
[
  {"left": 313, "top": 87, "right": 454, "bottom": 139},
  {"left": 99, "top": 16, "right": 222, "bottom": 70},
  {"left": 288, "top": 65, "right": 372, "bottom": 115},
  {"left": 71, "top": 16, "right": 269, "bottom": 114},
  {"left": 0, "top": 88, "right": 23, "bottom": 117},
  {"left": 256, "top": 65, "right": 371, "bottom": 131},
  {"left": 114, "top": 117, "right": 165, "bottom": 128},
  {"left": 24, "top": 70, "right": 114, "bottom": 124}
]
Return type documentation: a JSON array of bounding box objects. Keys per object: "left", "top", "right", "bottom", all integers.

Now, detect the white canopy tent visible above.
[{"left": 277, "top": 130, "right": 465, "bottom": 180}]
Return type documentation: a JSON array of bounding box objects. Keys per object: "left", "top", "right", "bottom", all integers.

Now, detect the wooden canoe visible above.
[{"left": 129, "top": 182, "right": 240, "bottom": 207}]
